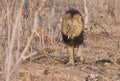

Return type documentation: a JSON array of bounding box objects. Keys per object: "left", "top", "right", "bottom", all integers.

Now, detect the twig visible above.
[
  {"left": 0, "top": 71, "right": 2, "bottom": 75},
  {"left": 22, "top": 51, "right": 38, "bottom": 61},
  {"left": 93, "top": 21, "right": 120, "bottom": 69},
  {"left": 103, "top": 49, "right": 120, "bottom": 69},
  {"left": 5, "top": 0, "right": 24, "bottom": 81},
  {"left": 95, "top": 22, "right": 119, "bottom": 47},
  {"left": 83, "top": 0, "right": 88, "bottom": 28}
]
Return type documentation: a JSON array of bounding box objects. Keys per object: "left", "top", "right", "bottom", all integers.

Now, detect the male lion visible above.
[{"left": 61, "top": 9, "right": 84, "bottom": 65}]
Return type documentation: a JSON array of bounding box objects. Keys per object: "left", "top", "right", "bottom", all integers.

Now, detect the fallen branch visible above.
[{"left": 22, "top": 51, "right": 38, "bottom": 61}]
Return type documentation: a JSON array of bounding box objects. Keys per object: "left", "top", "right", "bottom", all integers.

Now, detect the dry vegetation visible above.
[{"left": 0, "top": 0, "right": 120, "bottom": 81}]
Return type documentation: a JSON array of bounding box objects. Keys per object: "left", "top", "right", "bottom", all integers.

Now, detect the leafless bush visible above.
[{"left": 0, "top": 0, "right": 47, "bottom": 81}]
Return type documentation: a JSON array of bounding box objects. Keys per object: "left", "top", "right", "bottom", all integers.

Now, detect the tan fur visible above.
[
  {"left": 61, "top": 9, "right": 84, "bottom": 65},
  {"left": 62, "top": 13, "right": 83, "bottom": 39}
]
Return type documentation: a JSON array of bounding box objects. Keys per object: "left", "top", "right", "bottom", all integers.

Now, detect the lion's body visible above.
[{"left": 61, "top": 9, "right": 84, "bottom": 65}]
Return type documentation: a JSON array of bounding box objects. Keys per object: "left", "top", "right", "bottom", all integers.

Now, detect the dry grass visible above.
[{"left": 0, "top": 0, "right": 120, "bottom": 81}]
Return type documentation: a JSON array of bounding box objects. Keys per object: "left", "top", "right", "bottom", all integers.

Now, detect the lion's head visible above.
[{"left": 62, "top": 10, "right": 83, "bottom": 39}]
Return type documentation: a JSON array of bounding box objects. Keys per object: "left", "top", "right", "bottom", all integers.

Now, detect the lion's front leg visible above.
[
  {"left": 76, "top": 45, "right": 83, "bottom": 62},
  {"left": 67, "top": 45, "right": 74, "bottom": 65}
]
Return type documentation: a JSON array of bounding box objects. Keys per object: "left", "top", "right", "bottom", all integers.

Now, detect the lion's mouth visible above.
[{"left": 67, "top": 35, "right": 75, "bottom": 39}]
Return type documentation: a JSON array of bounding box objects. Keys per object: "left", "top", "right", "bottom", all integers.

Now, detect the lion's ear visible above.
[
  {"left": 73, "top": 14, "right": 81, "bottom": 19},
  {"left": 73, "top": 14, "right": 81, "bottom": 22},
  {"left": 63, "top": 13, "right": 71, "bottom": 20}
]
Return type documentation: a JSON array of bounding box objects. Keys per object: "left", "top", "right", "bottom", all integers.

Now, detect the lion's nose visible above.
[
  {"left": 67, "top": 33, "right": 74, "bottom": 39},
  {"left": 70, "top": 33, "right": 74, "bottom": 36},
  {"left": 70, "top": 33, "right": 75, "bottom": 38}
]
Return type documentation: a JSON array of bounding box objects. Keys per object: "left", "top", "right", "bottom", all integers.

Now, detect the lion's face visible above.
[
  {"left": 62, "top": 13, "right": 83, "bottom": 39},
  {"left": 66, "top": 19, "right": 81, "bottom": 39}
]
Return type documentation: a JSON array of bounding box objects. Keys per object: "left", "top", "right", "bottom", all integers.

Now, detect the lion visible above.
[{"left": 61, "top": 9, "right": 84, "bottom": 65}]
